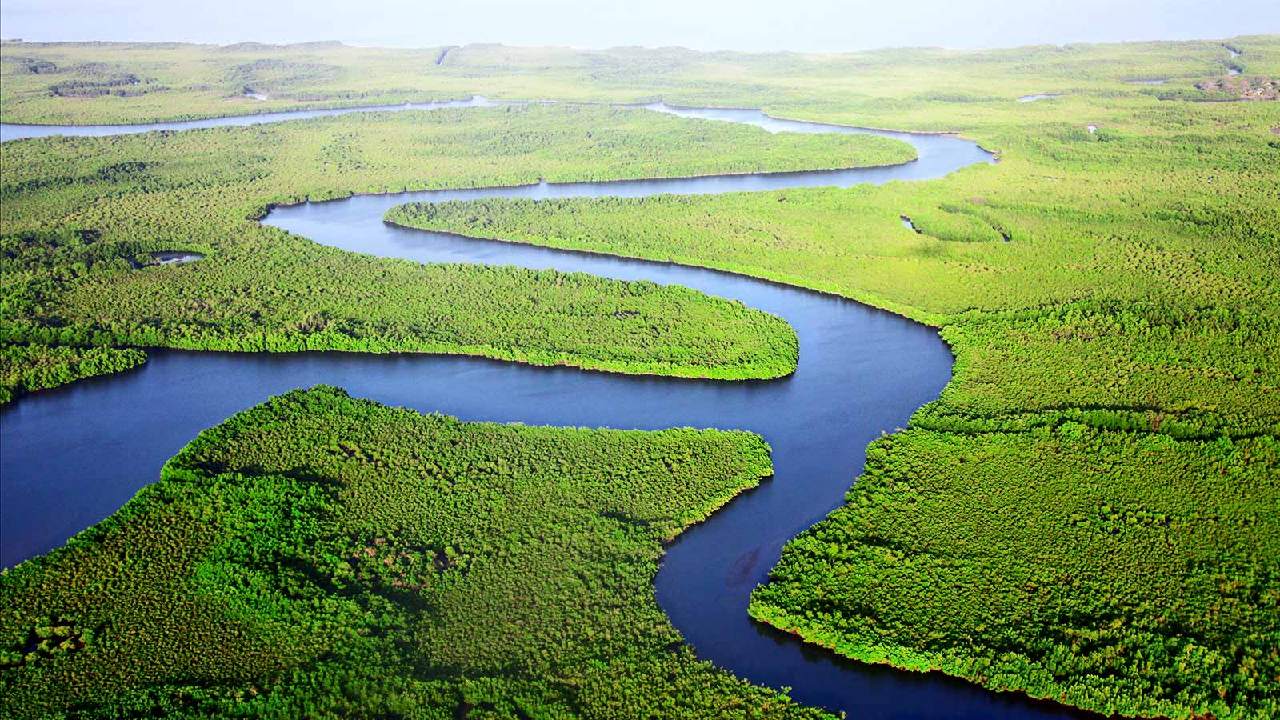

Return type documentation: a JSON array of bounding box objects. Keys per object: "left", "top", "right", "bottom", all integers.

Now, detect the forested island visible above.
[
  {"left": 2, "top": 387, "right": 822, "bottom": 718},
  {"left": 2, "top": 104, "right": 921, "bottom": 398}
]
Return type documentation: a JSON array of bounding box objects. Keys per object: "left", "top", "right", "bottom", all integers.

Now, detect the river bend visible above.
[{"left": 0, "top": 100, "right": 1088, "bottom": 719}]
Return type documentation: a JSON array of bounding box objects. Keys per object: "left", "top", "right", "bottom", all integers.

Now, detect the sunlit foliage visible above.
[
  {"left": 0, "top": 104, "right": 924, "bottom": 393},
  {"left": 0, "top": 342, "right": 146, "bottom": 403},
  {"left": 4, "top": 34, "right": 1279, "bottom": 719},
  {"left": 0, "top": 386, "right": 826, "bottom": 719},
  {"left": 4, "top": 36, "right": 1279, "bottom": 124},
  {"left": 751, "top": 428, "right": 1280, "bottom": 719},
  {"left": 381, "top": 42, "right": 1280, "bottom": 720}
]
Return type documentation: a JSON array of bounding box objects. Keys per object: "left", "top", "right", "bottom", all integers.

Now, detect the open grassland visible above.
[
  {"left": 384, "top": 42, "right": 1280, "bottom": 720},
  {"left": 0, "top": 386, "right": 827, "bottom": 719},
  {"left": 0, "top": 105, "right": 918, "bottom": 398}
]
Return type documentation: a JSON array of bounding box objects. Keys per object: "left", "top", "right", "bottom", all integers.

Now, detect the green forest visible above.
[
  {"left": 0, "top": 343, "right": 146, "bottom": 403},
  {"left": 0, "top": 104, "right": 922, "bottom": 398},
  {"left": 380, "top": 38, "right": 1280, "bottom": 720},
  {"left": 2, "top": 33, "right": 1278, "bottom": 720},
  {"left": 3, "top": 37, "right": 1277, "bottom": 125},
  {"left": 750, "top": 425, "right": 1279, "bottom": 720},
  {"left": 0, "top": 386, "right": 826, "bottom": 718}
]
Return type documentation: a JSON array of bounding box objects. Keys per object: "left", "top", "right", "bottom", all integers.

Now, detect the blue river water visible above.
[{"left": 0, "top": 101, "right": 1090, "bottom": 719}]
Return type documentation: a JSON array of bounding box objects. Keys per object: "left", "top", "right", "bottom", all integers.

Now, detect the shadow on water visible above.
[{"left": 0, "top": 100, "right": 1092, "bottom": 718}]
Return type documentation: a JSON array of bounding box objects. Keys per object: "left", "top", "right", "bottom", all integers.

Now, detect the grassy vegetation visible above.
[
  {"left": 0, "top": 386, "right": 829, "bottom": 719},
  {"left": 1, "top": 41, "right": 468, "bottom": 124},
  {"left": 385, "top": 97, "right": 1280, "bottom": 432},
  {"left": 381, "top": 41, "right": 1280, "bottom": 720},
  {"left": 0, "top": 105, "right": 921, "bottom": 396}
]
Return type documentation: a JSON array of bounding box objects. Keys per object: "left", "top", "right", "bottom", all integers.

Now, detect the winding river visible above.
[{"left": 0, "top": 101, "right": 1090, "bottom": 719}]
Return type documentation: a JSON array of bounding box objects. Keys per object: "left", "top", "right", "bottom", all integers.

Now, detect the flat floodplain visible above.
[{"left": 2, "top": 35, "right": 1278, "bottom": 720}]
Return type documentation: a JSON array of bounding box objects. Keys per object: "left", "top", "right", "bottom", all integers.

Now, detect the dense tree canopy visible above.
[
  {"left": 2, "top": 33, "right": 1278, "bottom": 720},
  {"left": 0, "top": 104, "right": 921, "bottom": 397},
  {"left": 384, "top": 40, "right": 1280, "bottom": 720},
  {"left": 0, "top": 386, "right": 827, "bottom": 719}
]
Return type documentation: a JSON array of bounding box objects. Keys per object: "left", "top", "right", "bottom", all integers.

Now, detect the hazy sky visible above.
[{"left": 2, "top": 0, "right": 1277, "bottom": 52}]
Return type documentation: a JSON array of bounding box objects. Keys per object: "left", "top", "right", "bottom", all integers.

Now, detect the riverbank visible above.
[
  {"left": 388, "top": 82, "right": 1280, "bottom": 720},
  {"left": 1, "top": 386, "right": 831, "bottom": 719},
  {"left": 3, "top": 103, "right": 925, "bottom": 393},
  {"left": 3, "top": 37, "right": 1277, "bottom": 719}
]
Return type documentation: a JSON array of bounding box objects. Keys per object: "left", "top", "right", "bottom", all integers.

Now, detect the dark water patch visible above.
[
  {"left": 1224, "top": 45, "right": 1244, "bottom": 76},
  {"left": 123, "top": 251, "right": 205, "bottom": 269}
]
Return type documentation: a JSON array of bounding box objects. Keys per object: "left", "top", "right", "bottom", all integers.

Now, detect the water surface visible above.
[
  {"left": 1, "top": 101, "right": 1089, "bottom": 719},
  {"left": 0, "top": 96, "right": 496, "bottom": 142}
]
